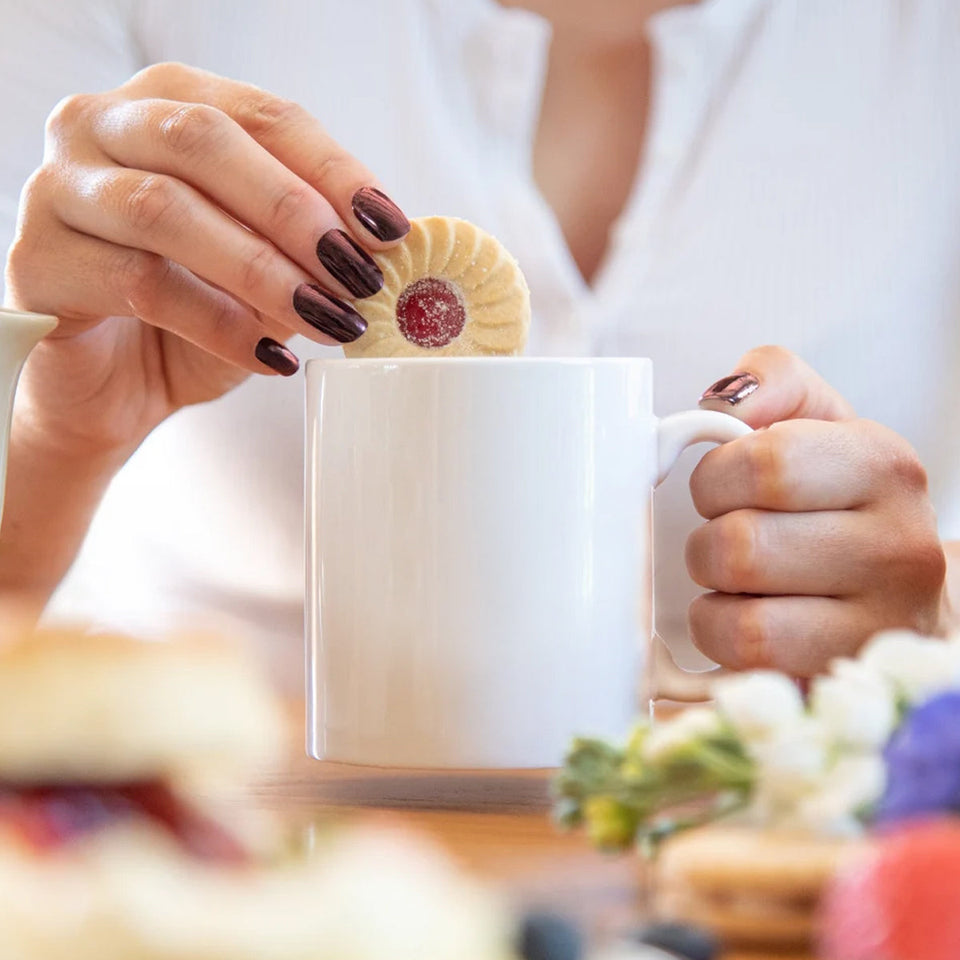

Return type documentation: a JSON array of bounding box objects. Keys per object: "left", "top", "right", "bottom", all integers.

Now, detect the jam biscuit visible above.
[
  {"left": 654, "top": 826, "right": 862, "bottom": 952},
  {"left": 344, "top": 216, "right": 530, "bottom": 357}
]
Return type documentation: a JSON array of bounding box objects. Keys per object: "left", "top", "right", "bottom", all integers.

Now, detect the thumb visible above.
[{"left": 697, "top": 345, "right": 855, "bottom": 428}]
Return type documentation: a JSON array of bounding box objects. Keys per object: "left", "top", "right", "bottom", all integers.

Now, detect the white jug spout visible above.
[{"left": 0, "top": 309, "right": 59, "bottom": 526}]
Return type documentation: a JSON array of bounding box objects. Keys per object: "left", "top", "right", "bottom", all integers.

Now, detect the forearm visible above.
[{"left": 0, "top": 403, "right": 129, "bottom": 613}]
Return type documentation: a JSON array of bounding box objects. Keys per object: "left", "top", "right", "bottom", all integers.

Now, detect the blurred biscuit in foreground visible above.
[{"left": 654, "top": 825, "right": 862, "bottom": 953}]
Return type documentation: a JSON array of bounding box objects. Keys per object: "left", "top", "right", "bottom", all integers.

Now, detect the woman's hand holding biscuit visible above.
[{"left": 4, "top": 61, "right": 409, "bottom": 460}]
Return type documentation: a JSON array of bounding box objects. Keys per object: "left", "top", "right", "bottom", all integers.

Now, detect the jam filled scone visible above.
[
  {"left": 343, "top": 216, "right": 530, "bottom": 358},
  {"left": 0, "top": 625, "right": 515, "bottom": 960}
]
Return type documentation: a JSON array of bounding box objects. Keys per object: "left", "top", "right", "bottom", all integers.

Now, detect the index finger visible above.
[
  {"left": 689, "top": 419, "right": 890, "bottom": 518},
  {"left": 125, "top": 62, "right": 411, "bottom": 249}
]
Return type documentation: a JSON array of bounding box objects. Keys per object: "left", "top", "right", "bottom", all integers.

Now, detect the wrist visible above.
[
  {"left": 14, "top": 378, "right": 151, "bottom": 472},
  {"left": 0, "top": 402, "right": 136, "bottom": 606},
  {"left": 13, "top": 340, "right": 171, "bottom": 466},
  {"left": 12, "top": 402, "right": 136, "bottom": 481}
]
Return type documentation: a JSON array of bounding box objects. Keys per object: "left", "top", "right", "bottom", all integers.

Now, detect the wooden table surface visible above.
[
  {"left": 254, "top": 755, "right": 641, "bottom": 940},
  {"left": 252, "top": 730, "right": 813, "bottom": 960}
]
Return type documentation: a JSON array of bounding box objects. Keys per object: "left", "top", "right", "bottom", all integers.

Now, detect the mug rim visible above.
[{"left": 304, "top": 356, "right": 653, "bottom": 370}]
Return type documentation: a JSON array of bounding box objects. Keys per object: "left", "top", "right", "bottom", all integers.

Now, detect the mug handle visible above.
[{"left": 650, "top": 410, "right": 753, "bottom": 703}]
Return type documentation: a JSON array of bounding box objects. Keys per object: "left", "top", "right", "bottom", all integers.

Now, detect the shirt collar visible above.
[
  {"left": 422, "top": 0, "right": 771, "bottom": 144},
  {"left": 427, "top": 0, "right": 552, "bottom": 149},
  {"left": 648, "top": 0, "right": 772, "bottom": 62}
]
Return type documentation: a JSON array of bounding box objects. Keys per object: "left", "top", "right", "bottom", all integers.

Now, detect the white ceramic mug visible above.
[{"left": 305, "top": 358, "right": 750, "bottom": 768}]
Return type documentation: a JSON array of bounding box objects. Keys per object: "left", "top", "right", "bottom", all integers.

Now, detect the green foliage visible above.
[{"left": 552, "top": 720, "right": 754, "bottom": 854}]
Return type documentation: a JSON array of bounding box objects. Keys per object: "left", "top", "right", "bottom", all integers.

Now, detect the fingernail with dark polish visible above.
[
  {"left": 293, "top": 283, "right": 367, "bottom": 343},
  {"left": 352, "top": 186, "right": 411, "bottom": 242},
  {"left": 699, "top": 372, "right": 759, "bottom": 405},
  {"left": 316, "top": 229, "right": 383, "bottom": 298},
  {"left": 255, "top": 337, "right": 299, "bottom": 376}
]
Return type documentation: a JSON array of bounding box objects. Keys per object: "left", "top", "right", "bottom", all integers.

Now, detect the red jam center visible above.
[
  {"left": 395, "top": 277, "right": 466, "bottom": 348},
  {"left": 0, "top": 781, "right": 248, "bottom": 864}
]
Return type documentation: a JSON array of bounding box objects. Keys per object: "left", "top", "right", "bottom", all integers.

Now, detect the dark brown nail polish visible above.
[
  {"left": 255, "top": 337, "right": 299, "bottom": 376},
  {"left": 699, "top": 372, "right": 759, "bottom": 405},
  {"left": 316, "top": 229, "right": 383, "bottom": 298},
  {"left": 293, "top": 283, "right": 367, "bottom": 343},
  {"left": 351, "top": 186, "right": 411, "bottom": 242}
]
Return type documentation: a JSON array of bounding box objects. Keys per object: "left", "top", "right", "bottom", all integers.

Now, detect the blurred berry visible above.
[
  {"left": 517, "top": 909, "right": 584, "bottom": 960},
  {"left": 633, "top": 921, "right": 720, "bottom": 960},
  {"left": 820, "top": 819, "right": 960, "bottom": 960}
]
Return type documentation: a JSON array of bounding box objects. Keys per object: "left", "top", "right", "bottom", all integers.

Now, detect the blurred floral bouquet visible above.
[{"left": 554, "top": 630, "right": 960, "bottom": 853}]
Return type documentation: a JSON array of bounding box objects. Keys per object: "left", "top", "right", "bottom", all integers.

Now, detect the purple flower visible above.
[{"left": 874, "top": 691, "right": 960, "bottom": 825}]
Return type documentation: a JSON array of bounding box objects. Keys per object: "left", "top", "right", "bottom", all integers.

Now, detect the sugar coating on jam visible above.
[{"left": 395, "top": 277, "right": 466, "bottom": 348}]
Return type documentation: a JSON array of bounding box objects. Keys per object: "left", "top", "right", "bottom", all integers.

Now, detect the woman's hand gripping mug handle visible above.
[{"left": 657, "top": 345, "right": 949, "bottom": 702}]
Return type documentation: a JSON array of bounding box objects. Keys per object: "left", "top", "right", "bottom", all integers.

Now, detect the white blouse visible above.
[{"left": 1, "top": 0, "right": 959, "bottom": 687}]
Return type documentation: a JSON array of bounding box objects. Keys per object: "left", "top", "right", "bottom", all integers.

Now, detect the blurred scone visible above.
[
  {"left": 0, "top": 626, "right": 284, "bottom": 785},
  {"left": 0, "top": 625, "right": 515, "bottom": 960}
]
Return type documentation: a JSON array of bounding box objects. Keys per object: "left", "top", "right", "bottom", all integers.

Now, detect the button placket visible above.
[
  {"left": 594, "top": 0, "right": 772, "bottom": 344},
  {"left": 472, "top": 6, "right": 592, "bottom": 354}
]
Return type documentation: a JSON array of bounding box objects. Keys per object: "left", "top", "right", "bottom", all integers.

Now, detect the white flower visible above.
[
  {"left": 746, "top": 716, "right": 829, "bottom": 794},
  {"left": 712, "top": 670, "right": 805, "bottom": 742},
  {"left": 792, "top": 754, "right": 886, "bottom": 836},
  {"left": 643, "top": 707, "right": 724, "bottom": 762},
  {"left": 859, "top": 629, "right": 960, "bottom": 705},
  {"left": 811, "top": 661, "right": 897, "bottom": 749},
  {"left": 743, "top": 716, "right": 830, "bottom": 825}
]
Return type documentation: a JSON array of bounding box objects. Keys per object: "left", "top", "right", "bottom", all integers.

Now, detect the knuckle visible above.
[
  {"left": 45, "top": 93, "right": 95, "bottom": 139},
  {"left": 158, "top": 102, "right": 226, "bottom": 156},
  {"left": 918, "top": 539, "right": 948, "bottom": 587},
  {"left": 892, "top": 454, "right": 929, "bottom": 494},
  {"left": 741, "top": 344, "right": 789, "bottom": 368},
  {"left": 206, "top": 293, "right": 243, "bottom": 344},
  {"left": 862, "top": 420, "right": 928, "bottom": 493},
  {"left": 4, "top": 233, "right": 35, "bottom": 289},
  {"left": 688, "top": 460, "right": 712, "bottom": 516},
  {"left": 868, "top": 506, "right": 945, "bottom": 602},
  {"left": 18, "top": 165, "right": 56, "bottom": 212},
  {"left": 684, "top": 526, "right": 712, "bottom": 588},
  {"left": 896, "top": 531, "right": 946, "bottom": 590},
  {"left": 887, "top": 446, "right": 929, "bottom": 494},
  {"left": 736, "top": 344, "right": 791, "bottom": 380},
  {"left": 120, "top": 251, "right": 170, "bottom": 317},
  {"left": 306, "top": 150, "right": 350, "bottom": 187},
  {"left": 688, "top": 596, "right": 773, "bottom": 669},
  {"left": 128, "top": 61, "right": 192, "bottom": 92},
  {"left": 237, "top": 243, "right": 280, "bottom": 298},
  {"left": 687, "top": 596, "right": 713, "bottom": 653},
  {"left": 744, "top": 429, "right": 791, "bottom": 507},
  {"left": 733, "top": 602, "right": 774, "bottom": 668},
  {"left": 713, "top": 513, "right": 759, "bottom": 593},
  {"left": 5, "top": 169, "right": 57, "bottom": 285},
  {"left": 122, "top": 174, "right": 182, "bottom": 234},
  {"left": 234, "top": 93, "right": 304, "bottom": 139},
  {"left": 686, "top": 513, "right": 759, "bottom": 594},
  {"left": 265, "top": 181, "right": 312, "bottom": 233}
]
